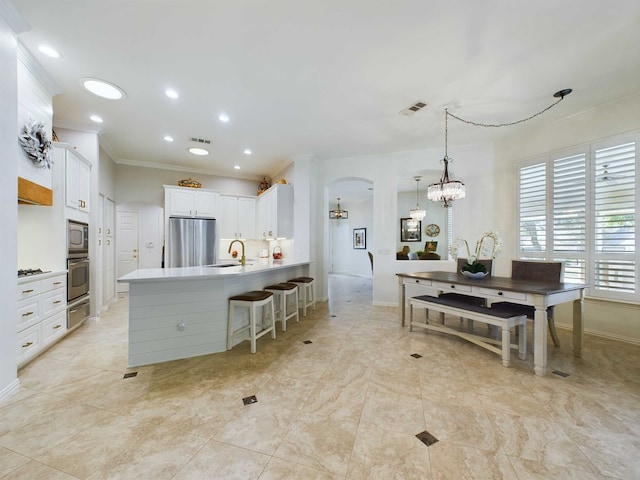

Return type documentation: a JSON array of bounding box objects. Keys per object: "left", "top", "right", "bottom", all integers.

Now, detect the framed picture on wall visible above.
[
  {"left": 400, "top": 218, "right": 421, "bottom": 242},
  {"left": 353, "top": 228, "right": 366, "bottom": 249}
]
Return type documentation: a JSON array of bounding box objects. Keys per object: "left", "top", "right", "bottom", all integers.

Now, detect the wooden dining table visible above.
[{"left": 397, "top": 271, "right": 587, "bottom": 376}]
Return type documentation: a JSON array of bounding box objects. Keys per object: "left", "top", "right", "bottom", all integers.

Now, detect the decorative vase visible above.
[{"left": 461, "top": 271, "right": 488, "bottom": 279}]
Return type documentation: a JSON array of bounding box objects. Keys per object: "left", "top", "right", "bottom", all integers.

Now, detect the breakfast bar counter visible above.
[{"left": 118, "top": 260, "right": 310, "bottom": 366}]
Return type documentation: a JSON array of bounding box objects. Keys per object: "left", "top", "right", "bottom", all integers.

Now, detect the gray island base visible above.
[{"left": 118, "top": 260, "right": 310, "bottom": 366}]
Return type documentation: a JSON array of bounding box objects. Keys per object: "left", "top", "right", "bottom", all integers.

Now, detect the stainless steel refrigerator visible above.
[{"left": 167, "top": 217, "right": 216, "bottom": 267}]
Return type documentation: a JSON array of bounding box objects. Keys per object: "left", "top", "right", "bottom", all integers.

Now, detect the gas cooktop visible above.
[{"left": 18, "top": 268, "right": 51, "bottom": 278}]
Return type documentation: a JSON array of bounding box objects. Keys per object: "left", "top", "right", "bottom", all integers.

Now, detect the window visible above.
[{"left": 517, "top": 134, "right": 638, "bottom": 302}]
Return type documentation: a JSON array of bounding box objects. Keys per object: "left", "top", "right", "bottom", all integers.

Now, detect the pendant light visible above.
[
  {"left": 329, "top": 197, "right": 348, "bottom": 219},
  {"left": 427, "top": 109, "right": 465, "bottom": 208},
  {"left": 409, "top": 176, "right": 426, "bottom": 224},
  {"left": 428, "top": 88, "right": 572, "bottom": 207}
]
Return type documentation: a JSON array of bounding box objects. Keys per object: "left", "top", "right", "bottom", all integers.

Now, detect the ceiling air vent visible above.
[
  {"left": 190, "top": 137, "right": 211, "bottom": 144},
  {"left": 400, "top": 100, "right": 428, "bottom": 116}
]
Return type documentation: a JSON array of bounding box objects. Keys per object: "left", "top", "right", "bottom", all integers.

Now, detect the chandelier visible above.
[
  {"left": 428, "top": 88, "right": 573, "bottom": 207},
  {"left": 408, "top": 176, "right": 426, "bottom": 224},
  {"left": 427, "top": 110, "right": 465, "bottom": 207},
  {"left": 329, "top": 197, "right": 348, "bottom": 219}
]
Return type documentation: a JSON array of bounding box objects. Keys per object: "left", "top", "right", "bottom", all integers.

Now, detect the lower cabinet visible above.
[{"left": 16, "top": 272, "right": 68, "bottom": 368}]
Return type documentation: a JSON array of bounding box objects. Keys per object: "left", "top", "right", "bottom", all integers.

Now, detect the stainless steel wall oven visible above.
[{"left": 67, "top": 257, "right": 90, "bottom": 302}]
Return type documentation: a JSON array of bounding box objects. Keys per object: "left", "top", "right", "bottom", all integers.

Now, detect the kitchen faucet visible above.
[{"left": 228, "top": 239, "right": 246, "bottom": 266}]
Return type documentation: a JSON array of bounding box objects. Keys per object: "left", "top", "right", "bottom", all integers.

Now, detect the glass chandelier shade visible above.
[
  {"left": 408, "top": 176, "right": 426, "bottom": 225},
  {"left": 329, "top": 197, "right": 348, "bottom": 219},
  {"left": 427, "top": 156, "right": 466, "bottom": 208}
]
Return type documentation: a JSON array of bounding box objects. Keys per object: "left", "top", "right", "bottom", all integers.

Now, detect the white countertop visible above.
[
  {"left": 18, "top": 270, "right": 67, "bottom": 284},
  {"left": 118, "top": 259, "right": 310, "bottom": 283}
]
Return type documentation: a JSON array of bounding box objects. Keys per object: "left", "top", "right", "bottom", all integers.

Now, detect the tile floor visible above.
[{"left": 1, "top": 274, "right": 639, "bottom": 479}]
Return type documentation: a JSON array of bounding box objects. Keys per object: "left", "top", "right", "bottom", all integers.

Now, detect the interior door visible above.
[{"left": 116, "top": 210, "right": 139, "bottom": 292}]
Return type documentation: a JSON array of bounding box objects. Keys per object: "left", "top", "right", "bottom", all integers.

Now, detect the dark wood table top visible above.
[{"left": 397, "top": 271, "right": 586, "bottom": 295}]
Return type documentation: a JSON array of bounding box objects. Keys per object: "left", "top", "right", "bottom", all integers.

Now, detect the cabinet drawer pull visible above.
[
  {"left": 53, "top": 282, "right": 62, "bottom": 285},
  {"left": 22, "top": 311, "right": 34, "bottom": 317},
  {"left": 450, "top": 285, "right": 455, "bottom": 289},
  {"left": 53, "top": 300, "right": 62, "bottom": 304},
  {"left": 22, "top": 341, "right": 33, "bottom": 348},
  {"left": 22, "top": 289, "right": 34, "bottom": 294},
  {"left": 415, "top": 280, "right": 420, "bottom": 283},
  {"left": 498, "top": 291, "right": 503, "bottom": 296},
  {"left": 69, "top": 308, "right": 79, "bottom": 314},
  {"left": 53, "top": 324, "right": 62, "bottom": 329}
]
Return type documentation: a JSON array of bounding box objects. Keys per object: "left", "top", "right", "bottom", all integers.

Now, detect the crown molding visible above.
[
  {"left": 0, "top": 0, "right": 29, "bottom": 34},
  {"left": 115, "top": 158, "right": 263, "bottom": 182},
  {"left": 17, "top": 41, "right": 61, "bottom": 96}
]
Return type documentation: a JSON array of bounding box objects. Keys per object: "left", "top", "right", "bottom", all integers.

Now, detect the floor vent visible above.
[{"left": 400, "top": 100, "right": 428, "bottom": 116}]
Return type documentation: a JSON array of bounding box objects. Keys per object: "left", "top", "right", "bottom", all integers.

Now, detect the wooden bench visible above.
[{"left": 409, "top": 295, "right": 527, "bottom": 367}]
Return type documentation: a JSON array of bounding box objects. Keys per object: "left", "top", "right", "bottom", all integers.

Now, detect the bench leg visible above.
[
  {"left": 501, "top": 328, "right": 511, "bottom": 367},
  {"left": 409, "top": 304, "right": 414, "bottom": 332},
  {"left": 518, "top": 320, "right": 527, "bottom": 360}
]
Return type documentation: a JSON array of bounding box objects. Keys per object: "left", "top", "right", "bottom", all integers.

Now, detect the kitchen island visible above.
[{"left": 118, "top": 259, "right": 310, "bottom": 366}]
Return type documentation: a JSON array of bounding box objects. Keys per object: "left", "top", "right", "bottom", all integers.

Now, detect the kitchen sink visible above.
[{"left": 206, "top": 262, "right": 252, "bottom": 268}]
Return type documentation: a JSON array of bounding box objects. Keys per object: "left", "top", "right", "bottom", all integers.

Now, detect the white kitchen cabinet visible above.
[
  {"left": 257, "top": 184, "right": 293, "bottom": 239},
  {"left": 219, "top": 195, "right": 256, "bottom": 239},
  {"left": 16, "top": 271, "right": 68, "bottom": 367},
  {"left": 59, "top": 144, "right": 91, "bottom": 214},
  {"left": 164, "top": 185, "right": 218, "bottom": 218}
]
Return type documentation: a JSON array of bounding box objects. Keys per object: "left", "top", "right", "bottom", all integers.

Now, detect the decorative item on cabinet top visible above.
[
  {"left": 257, "top": 177, "right": 271, "bottom": 195},
  {"left": 178, "top": 177, "right": 202, "bottom": 188}
]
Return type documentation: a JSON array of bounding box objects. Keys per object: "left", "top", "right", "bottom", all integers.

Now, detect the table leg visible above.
[
  {"left": 398, "top": 281, "right": 406, "bottom": 327},
  {"left": 573, "top": 296, "right": 584, "bottom": 358},
  {"left": 533, "top": 307, "right": 548, "bottom": 376}
]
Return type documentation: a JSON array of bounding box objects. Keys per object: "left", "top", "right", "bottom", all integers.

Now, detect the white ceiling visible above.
[{"left": 14, "top": 0, "right": 640, "bottom": 183}]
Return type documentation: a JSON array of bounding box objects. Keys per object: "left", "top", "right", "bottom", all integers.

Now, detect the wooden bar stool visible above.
[
  {"left": 227, "top": 291, "right": 276, "bottom": 353},
  {"left": 288, "top": 277, "right": 315, "bottom": 316},
  {"left": 264, "top": 283, "right": 299, "bottom": 331}
]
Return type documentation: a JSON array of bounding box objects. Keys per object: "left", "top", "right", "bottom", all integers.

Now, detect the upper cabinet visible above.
[
  {"left": 164, "top": 185, "right": 218, "bottom": 218},
  {"left": 61, "top": 145, "right": 91, "bottom": 214},
  {"left": 257, "top": 184, "right": 293, "bottom": 239},
  {"left": 219, "top": 195, "right": 256, "bottom": 239}
]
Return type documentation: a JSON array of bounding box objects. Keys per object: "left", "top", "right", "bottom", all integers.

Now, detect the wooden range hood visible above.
[{"left": 18, "top": 176, "right": 53, "bottom": 206}]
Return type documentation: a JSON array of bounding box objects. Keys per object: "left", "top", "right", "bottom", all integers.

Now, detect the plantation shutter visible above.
[
  {"left": 518, "top": 163, "right": 546, "bottom": 256},
  {"left": 593, "top": 142, "right": 636, "bottom": 293},
  {"left": 552, "top": 154, "right": 587, "bottom": 283}
]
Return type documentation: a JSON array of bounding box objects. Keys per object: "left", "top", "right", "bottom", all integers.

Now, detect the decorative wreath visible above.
[{"left": 19, "top": 120, "right": 53, "bottom": 169}]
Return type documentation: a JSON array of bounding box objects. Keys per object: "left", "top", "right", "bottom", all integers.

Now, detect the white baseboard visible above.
[
  {"left": 557, "top": 323, "right": 640, "bottom": 345},
  {"left": 0, "top": 379, "right": 20, "bottom": 405}
]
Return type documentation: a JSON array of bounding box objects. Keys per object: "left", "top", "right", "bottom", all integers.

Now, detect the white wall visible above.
[
  {"left": 115, "top": 164, "right": 258, "bottom": 207},
  {"left": 330, "top": 197, "right": 373, "bottom": 277},
  {"left": 396, "top": 190, "right": 448, "bottom": 257},
  {"left": 494, "top": 93, "right": 640, "bottom": 344},
  {"left": 99, "top": 146, "right": 116, "bottom": 200},
  {"left": 0, "top": 1, "right": 28, "bottom": 402},
  {"left": 319, "top": 142, "right": 496, "bottom": 306}
]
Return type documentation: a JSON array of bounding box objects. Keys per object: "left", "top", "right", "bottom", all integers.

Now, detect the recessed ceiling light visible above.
[
  {"left": 188, "top": 147, "right": 208, "bottom": 156},
  {"left": 81, "top": 78, "right": 125, "bottom": 100},
  {"left": 243, "top": 149, "right": 252, "bottom": 155},
  {"left": 165, "top": 88, "right": 179, "bottom": 99},
  {"left": 38, "top": 45, "right": 61, "bottom": 58},
  {"left": 89, "top": 114, "right": 103, "bottom": 123},
  {"left": 218, "top": 113, "right": 230, "bottom": 123},
  {"left": 234, "top": 165, "right": 241, "bottom": 170},
  {"left": 163, "top": 135, "right": 174, "bottom": 142}
]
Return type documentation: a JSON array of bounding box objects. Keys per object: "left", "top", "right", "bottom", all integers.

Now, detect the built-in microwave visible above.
[{"left": 68, "top": 220, "right": 89, "bottom": 258}]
